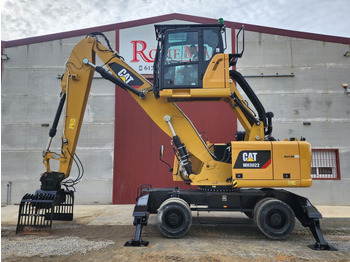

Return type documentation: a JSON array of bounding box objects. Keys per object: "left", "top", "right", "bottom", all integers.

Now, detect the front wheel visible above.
[
  {"left": 254, "top": 198, "right": 295, "bottom": 240},
  {"left": 157, "top": 198, "right": 192, "bottom": 238}
]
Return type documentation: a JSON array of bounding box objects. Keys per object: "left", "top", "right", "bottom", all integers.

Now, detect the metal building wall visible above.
[
  {"left": 2, "top": 14, "right": 349, "bottom": 205},
  {"left": 1, "top": 32, "right": 116, "bottom": 205}
]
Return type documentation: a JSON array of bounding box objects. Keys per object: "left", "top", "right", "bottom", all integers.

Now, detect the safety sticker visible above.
[{"left": 69, "top": 118, "right": 76, "bottom": 129}]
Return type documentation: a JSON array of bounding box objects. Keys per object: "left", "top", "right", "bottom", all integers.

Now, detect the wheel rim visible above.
[
  {"left": 265, "top": 209, "right": 287, "bottom": 229},
  {"left": 164, "top": 210, "right": 183, "bottom": 229}
]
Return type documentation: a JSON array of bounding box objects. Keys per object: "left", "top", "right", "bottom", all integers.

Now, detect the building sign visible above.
[
  {"left": 119, "top": 20, "right": 232, "bottom": 75},
  {"left": 130, "top": 40, "right": 156, "bottom": 63},
  {"left": 120, "top": 21, "right": 176, "bottom": 75}
]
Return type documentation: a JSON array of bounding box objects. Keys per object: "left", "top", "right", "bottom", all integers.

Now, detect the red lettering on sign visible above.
[
  {"left": 130, "top": 40, "right": 153, "bottom": 63},
  {"left": 149, "top": 49, "right": 156, "bottom": 60}
]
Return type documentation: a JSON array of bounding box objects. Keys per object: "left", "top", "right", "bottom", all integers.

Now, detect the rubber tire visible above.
[
  {"left": 157, "top": 198, "right": 192, "bottom": 238},
  {"left": 254, "top": 198, "right": 295, "bottom": 240},
  {"left": 253, "top": 197, "right": 275, "bottom": 224}
]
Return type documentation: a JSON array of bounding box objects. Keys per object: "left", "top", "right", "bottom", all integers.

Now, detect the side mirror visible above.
[
  {"left": 236, "top": 25, "right": 245, "bottom": 57},
  {"left": 229, "top": 25, "right": 245, "bottom": 66},
  {"left": 159, "top": 145, "right": 173, "bottom": 172}
]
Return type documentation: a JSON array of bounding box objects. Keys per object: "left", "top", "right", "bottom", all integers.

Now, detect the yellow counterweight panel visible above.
[
  {"left": 231, "top": 142, "right": 273, "bottom": 180},
  {"left": 231, "top": 141, "right": 312, "bottom": 188},
  {"left": 299, "top": 141, "right": 313, "bottom": 187},
  {"left": 272, "top": 141, "right": 300, "bottom": 180}
]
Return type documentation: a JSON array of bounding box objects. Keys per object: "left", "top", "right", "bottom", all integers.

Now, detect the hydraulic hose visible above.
[{"left": 230, "top": 70, "right": 266, "bottom": 127}]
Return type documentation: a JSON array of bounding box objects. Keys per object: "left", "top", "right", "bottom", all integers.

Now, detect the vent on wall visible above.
[{"left": 311, "top": 149, "right": 340, "bottom": 180}]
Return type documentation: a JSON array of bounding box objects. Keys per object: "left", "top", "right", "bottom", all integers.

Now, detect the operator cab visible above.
[{"left": 153, "top": 24, "right": 231, "bottom": 101}]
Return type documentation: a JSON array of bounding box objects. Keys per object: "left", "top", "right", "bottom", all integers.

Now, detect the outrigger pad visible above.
[
  {"left": 308, "top": 243, "right": 338, "bottom": 251},
  {"left": 16, "top": 189, "right": 74, "bottom": 234},
  {"left": 307, "top": 218, "right": 338, "bottom": 251},
  {"left": 124, "top": 239, "right": 149, "bottom": 247}
]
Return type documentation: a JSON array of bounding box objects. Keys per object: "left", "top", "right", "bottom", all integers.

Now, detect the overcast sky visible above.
[{"left": 1, "top": 0, "right": 350, "bottom": 41}]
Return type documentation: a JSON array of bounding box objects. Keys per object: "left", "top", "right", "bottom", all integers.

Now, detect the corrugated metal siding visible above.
[{"left": 113, "top": 88, "right": 237, "bottom": 204}]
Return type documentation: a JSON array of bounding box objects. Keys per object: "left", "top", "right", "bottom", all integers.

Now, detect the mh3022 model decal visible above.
[
  {"left": 233, "top": 150, "right": 271, "bottom": 169},
  {"left": 108, "top": 62, "right": 144, "bottom": 88}
]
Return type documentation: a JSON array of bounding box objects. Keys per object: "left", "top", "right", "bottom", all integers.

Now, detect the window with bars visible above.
[{"left": 311, "top": 149, "right": 340, "bottom": 180}]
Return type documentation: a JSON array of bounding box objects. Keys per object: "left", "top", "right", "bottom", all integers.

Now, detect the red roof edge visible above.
[
  {"left": 2, "top": 13, "right": 350, "bottom": 48},
  {"left": 1, "top": 40, "right": 6, "bottom": 52},
  {"left": 225, "top": 21, "right": 350, "bottom": 44}
]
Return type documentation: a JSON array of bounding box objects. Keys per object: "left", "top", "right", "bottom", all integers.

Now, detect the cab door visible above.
[
  {"left": 161, "top": 29, "right": 201, "bottom": 89},
  {"left": 160, "top": 27, "right": 224, "bottom": 91}
]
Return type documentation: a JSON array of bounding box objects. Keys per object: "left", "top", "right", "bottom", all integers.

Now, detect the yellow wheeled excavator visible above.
[{"left": 16, "top": 21, "right": 336, "bottom": 250}]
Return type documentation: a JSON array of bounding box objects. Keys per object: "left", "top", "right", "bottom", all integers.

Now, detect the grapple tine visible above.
[
  {"left": 52, "top": 191, "right": 74, "bottom": 221},
  {"left": 16, "top": 189, "right": 74, "bottom": 234}
]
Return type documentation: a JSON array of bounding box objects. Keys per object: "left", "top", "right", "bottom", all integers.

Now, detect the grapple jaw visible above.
[{"left": 16, "top": 189, "right": 74, "bottom": 234}]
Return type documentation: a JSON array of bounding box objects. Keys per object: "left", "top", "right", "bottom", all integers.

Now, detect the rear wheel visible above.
[
  {"left": 254, "top": 198, "right": 295, "bottom": 240},
  {"left": 157, "top": 198, "right": 192, "bottom": 238}
]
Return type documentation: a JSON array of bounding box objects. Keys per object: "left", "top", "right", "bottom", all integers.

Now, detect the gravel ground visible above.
[
  {"left": 2, "top": 235, "right": 114, "bottom": 259},
  {"left": 1, "top": 216, "right": 350, "bottom": 261}
]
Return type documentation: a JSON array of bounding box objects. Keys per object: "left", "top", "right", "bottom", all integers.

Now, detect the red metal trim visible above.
[
  {"left": 311, "top": 148, "right": 341, "bottom": 180},
  {"left": 1, "top": 41, "right": 6, "bottom": 52},
  {"left": 335, "top": 149, "right": 341, "bottom": 180},
  {"left": 115, "top": 29, "right": 120, "bottom": 53},
  {"left": 224, "top": 21, "right": 350, "bottom": 44},
  {"left": 113, "top": 28, "right": 120, "bottom": 204},
  {"left": 2, "top": 14, "right": 217, "bottom": 48},
  {"left": 113, "top": 84, "right": 117, "bottom": 204},
  {"left": 114, "top": 13, "right": 218, "bottom": 30},
  {"left": 3, "top": 13, "right": 349, "bottom": 48},
  {"left": 231, "top": 26, "right": 235, "bottom": 53},
  {"left": 230, "top": 26, "right": 236, "bottom": 71}
]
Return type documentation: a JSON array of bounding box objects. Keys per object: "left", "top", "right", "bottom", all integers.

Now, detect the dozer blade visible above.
[{"left": 16, "top": 190, "right": 74, "bottom": 234}]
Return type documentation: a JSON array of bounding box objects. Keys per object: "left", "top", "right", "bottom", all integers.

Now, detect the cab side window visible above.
[
  {"left": 162, "top": 31, "right": 199, "bottom": 87},
  {"left": 203, "top": 29, "right": 221, "bottom": 68}
]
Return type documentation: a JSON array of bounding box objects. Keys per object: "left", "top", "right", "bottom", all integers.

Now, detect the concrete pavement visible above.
[{"left": 2, "top": 204, "right": 350, "bottom": 227}]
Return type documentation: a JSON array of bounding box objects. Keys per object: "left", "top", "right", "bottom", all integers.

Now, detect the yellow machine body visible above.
[
  {"left": 230, "top": 141, "right": 312, "bottom": 187},
  {"left": 17, "top": 25, "right": 321, "bottom": 241},
  {"left": 41, "top": 26, "right": 312, "bottom": 189}
]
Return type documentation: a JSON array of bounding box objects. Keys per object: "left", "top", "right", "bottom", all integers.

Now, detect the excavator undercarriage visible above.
[{"left": 126, "top": 186, "right": 337, "bottom": 250}]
